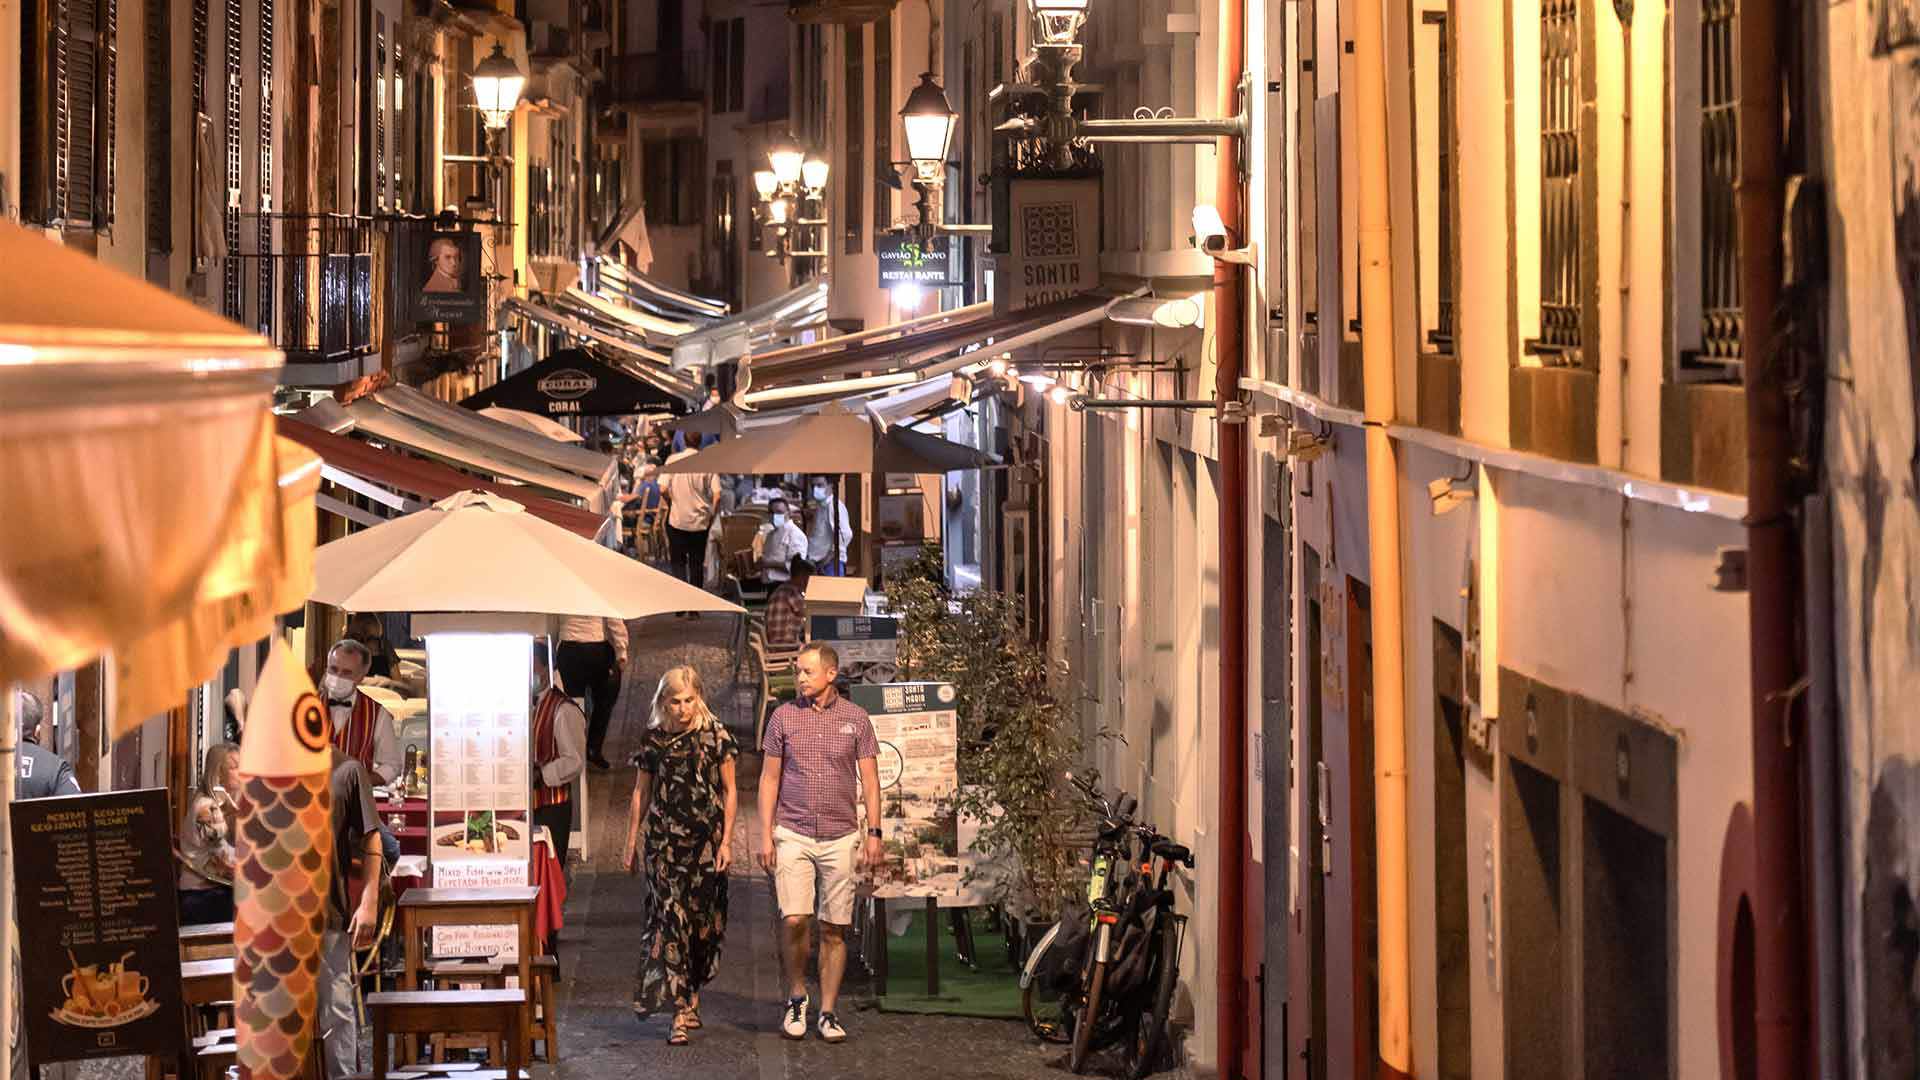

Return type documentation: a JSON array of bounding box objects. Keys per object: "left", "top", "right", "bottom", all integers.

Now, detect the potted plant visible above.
[{"left": 888, "top": 545, "right": 1099, "bottom": 942}]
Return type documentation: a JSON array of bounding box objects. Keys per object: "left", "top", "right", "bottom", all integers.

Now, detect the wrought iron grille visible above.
[
  {"left": 1432, "top": 10, "right": 1455, "bottom": 352},
  {"left": 376, "top": 18, "right": 388, "bottom": 210},
  {"left": 1538, "top": 0, "right": 1581, "bottom": 356},
  {"left": 257, "top": 0, "right": 273, "bottom": 335},
  {"left": 874, "top": 11, "right": 892, "bottom": 233},
  {"left": 233, "top": 213, "right": 376, "bottom": 365},
  {"left": 1699, "top": 0, "right": 1742, "bottom": 370},
  {"left": 99, "top": 0, "right": 117, "bottom": 229},
  {"left": 222, "top": 0, "right": 243, "bottom": 319},
  {"left": 145, "top": 0, "right": 169, "bottom": 254}
]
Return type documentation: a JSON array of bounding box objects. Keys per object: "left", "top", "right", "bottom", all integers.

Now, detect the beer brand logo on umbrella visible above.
[{"left": 536, "top": 369, "right": 598, "bottom": 399}]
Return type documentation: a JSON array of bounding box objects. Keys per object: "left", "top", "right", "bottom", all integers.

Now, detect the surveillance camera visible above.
[
  {"left": 1192, "top": 204, "right": 1228, "bottom": 248},
  {"left": 1197, "top": 232, "right": 1229, "bottom": 254},
  {"left": 1284, "top": 428, "right": 1329, "bottom": 463}
]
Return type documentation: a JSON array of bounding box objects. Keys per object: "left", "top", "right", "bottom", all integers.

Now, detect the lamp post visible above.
[
  {"left": 752, "top": 134, "right": 829, "bottom": 263},
  {"left": 900, "top": 72, "right": 959, "bottom": 243},
  {"left": 471, "top": 43, "right": 526, "bottom": 214}
]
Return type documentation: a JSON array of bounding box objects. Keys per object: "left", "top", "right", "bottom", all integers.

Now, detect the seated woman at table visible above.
[
  {"left": 623, "top": 665, "right": 738, "bottom": 1045},
  {"left": 177, "top": 743, "right": 240, "bottom": 925}
]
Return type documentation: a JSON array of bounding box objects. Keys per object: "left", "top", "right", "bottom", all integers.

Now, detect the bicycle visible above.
[{"left": 1019, "top": 774, "right": 1194, "bottom": 1077}]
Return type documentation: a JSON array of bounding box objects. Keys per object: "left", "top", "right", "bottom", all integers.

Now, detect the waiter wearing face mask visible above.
[
  {"left": 753, "top": 496, "right": 810, "bottom": 586},
  {"left": 321, "top": 638, "right": 403, "bottom": 786},
  {"left": 805, "top": 478, "right": 854, "bottom": 577}
]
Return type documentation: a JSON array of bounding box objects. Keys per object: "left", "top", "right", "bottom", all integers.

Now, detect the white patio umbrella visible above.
[
  {"left": 478, "top": 406, "right": 587, "bottom": 443},
  {"left": 311, "top": 490, "right": 741, "bottom": 618}
]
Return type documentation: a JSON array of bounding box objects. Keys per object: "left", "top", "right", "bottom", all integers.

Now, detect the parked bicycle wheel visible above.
[
  {"left": 1070, "top": 957, "right": 1109, "bottom": 1074},
  {"left": 1127, "top": 920, "right": 1182, "bottom": 1078},
  {"left": 1020, "top": 920, "right": 1076, "bottom": 1043}
]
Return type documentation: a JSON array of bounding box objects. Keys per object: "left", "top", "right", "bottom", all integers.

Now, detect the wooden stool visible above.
[
  {"left": 367, "top": 990, "right": 524, "bottom": 1080},
  {"left": 530, "top": 956, "right": 559, "bottom": 1062},
  {"left": 421, "top": 964, "right": 508, "bottom": 1061},
  {"left": 195, "top": 1040, "right": 236, "bottom": 1080}
]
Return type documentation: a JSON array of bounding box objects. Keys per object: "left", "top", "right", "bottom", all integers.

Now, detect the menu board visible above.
[
  {"left": 12, "top": 790, "right": 183, "bottom": 1067},
  {"left": 811, "top": 615, "right": 900, "bottom": 685},
  {"left": 425, "top": 634, "right": 533, "bottom": 959},
  {"left": 850, "top": 684, "right": 975, "bottom": 900}
]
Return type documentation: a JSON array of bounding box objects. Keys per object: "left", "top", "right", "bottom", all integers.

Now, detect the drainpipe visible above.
[
  {"left": 1354, "top": 0, "right": 1411, "bottom": 1073},
  {"left": 1737, "top": 0, "right": 1808, "bottom": 1075},
  {"left": 1211, "top": 0, "right": 1249, "bottom": 1075}
]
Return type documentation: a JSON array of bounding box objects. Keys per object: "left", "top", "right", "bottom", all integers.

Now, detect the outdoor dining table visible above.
[
  {"left": 395, "top": 886, "right": 540, "bottom": 1063},
  {"left": 179, "top": 922, "right": 234, "bottom": 961},
  {"left": 180, "top": 957, "right": 235, "bottom": 1007}
]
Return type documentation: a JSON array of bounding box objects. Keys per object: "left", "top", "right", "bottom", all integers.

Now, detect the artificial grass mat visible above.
[{"left": 874, "top": 907, "right": 1025, "bottom": 1020}]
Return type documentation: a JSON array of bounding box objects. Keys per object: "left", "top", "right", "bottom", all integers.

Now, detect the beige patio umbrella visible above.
[
  {"left": 478, "top": 406, "right": 587, "bottom": 443},
  {"left": 311, "top": 490, "right": 741, "bottom": 618},
  {"left": 654, "top": 401, "right": 998, "bottom": 475}
]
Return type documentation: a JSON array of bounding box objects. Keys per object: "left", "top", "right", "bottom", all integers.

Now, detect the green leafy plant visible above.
[{"left": 887, "top": 544, "right": 1097, "bottom": 920}]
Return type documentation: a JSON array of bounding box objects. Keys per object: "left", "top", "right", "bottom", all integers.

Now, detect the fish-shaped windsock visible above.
[{"left": 233, "top": 639, "right": 334, "bottom": 1080}]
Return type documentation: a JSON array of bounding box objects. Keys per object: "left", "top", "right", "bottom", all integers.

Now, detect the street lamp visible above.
[
  {"left": 768, "top": 196, "right": 792, "bottom": 226},
  {"left": 1030, "top": 0, "right": 1089, "bottom": 47},
  {"left": 471, "top": 44, "right": 526, "bottom": 132},
  {"left": 768, "top": 135, "right": 806, "bottom": 186},
  {"left": 901, "top": 72, "right": 959, "bottom": 186},
  {"left": 753, "top": 169, "right": 779, "bottom": 201},
  {"left": 801, "top": 156, "right": 831, "bottom": 196}
]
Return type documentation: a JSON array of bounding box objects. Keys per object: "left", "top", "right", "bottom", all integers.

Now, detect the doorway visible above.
[
  {"left": 1261, "top": 512, "right": 1292, "bottom": 1080},
  {"left": 1345, "top": 579, "right": 1378, "bottom": 1076},
  {"left": 1433, "top": 621, "right": 1472, "bottom": 1080}
]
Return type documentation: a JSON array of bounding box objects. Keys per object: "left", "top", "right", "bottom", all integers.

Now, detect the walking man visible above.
[
  {"left": 756, "top": 644, "right": 882, "bottom": 1043},
  {"left": 661, "top": 444, "right": 722, "bottom": 593},
  {"left": 557, "top": 615, "right": 627, "bottom": 769}
]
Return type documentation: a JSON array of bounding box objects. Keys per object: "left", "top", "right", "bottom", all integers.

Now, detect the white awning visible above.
[
  {"left": 343, "top": 394, "right": 611, "bottom": 511},
  {"left": 670, "top": 280, "right": 830, "bottom": 374},
  {"left": 561, "top": 286, "right": 699, "bottom": 339},
  {"left": 501, "top": 299, "right": 705, "bottom": 401}
]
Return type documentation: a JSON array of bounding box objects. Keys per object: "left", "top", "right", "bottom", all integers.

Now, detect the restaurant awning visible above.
[
  {"left": 340, "top": 393, "right": 612, "bottom": 511},
  {"left": 670, "top": 280, "right": 832, "bottom": 374},
  {"left": 0, "top": 219, "right": 319, "bottom": 735},
  {"left": 459, "top": 349, "right": 690, "bottom": 419},
  {"left": 276, "top": 416, "right": 611, "bottom": 541},
  {"left": 591, "top": 257, "right": 729, "bottom": 320},
  {"left": 559, "top": 287, "right": 699, "bottom": 340},
  {"left": 500, "top": 299, "right": 704, "bottom": 403},
  {"left": 739, "top": 291, "right": 1135, "bottom": 409},
  {"left": 369, "top": 385, "right": 617, "bottom": 484},
  {"left": 655, "top": 401, "right": 998, "bottom": 476}
]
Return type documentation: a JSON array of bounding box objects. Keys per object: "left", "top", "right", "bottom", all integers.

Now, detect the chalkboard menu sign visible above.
[{"left": 12, "top": 789, "right": 184, "bottom": 1067}]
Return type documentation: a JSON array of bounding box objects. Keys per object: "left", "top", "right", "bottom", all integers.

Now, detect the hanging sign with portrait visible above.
[{"left": 402, "top": 230, "right": 487, "bottom": 326}]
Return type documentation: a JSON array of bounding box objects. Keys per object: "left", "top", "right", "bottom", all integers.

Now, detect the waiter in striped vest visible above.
[
  {"left": 320, "top": 638, "right": 403, "bottom": 787},
  {"left": 531, "top": 643, "right": 587, "bottom": 869}
]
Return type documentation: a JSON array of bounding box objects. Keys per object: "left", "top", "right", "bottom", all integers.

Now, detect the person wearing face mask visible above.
[
  {"left": 346, "top": 612, "right": 399, "bottom": 679},
  {"left": 322, "top": 638, "right": 403, "bottom": 787},
  {"left": 751, "top": 497, "right": 809, "bottom": 587},
  {"left": 804, "top": 479, "right": 853, "bottom": 576}
]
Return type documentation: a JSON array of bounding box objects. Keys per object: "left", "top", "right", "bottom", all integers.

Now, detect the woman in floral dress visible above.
[{"left": 623, "top": 664, "right": 739, "bottom": 1044}]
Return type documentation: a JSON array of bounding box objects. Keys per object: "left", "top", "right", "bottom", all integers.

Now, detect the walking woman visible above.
[{"left": 624, "top": 665, "right": 739, "bottom": 1044}]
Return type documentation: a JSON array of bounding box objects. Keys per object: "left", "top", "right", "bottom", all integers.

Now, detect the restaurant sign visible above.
[
  {"left": 13, "top": 789, "right": 184, "bottom": 1068},
  {"left": 996, "top": 177, "right": 1100, "bottom": 315},
  {"left": 534, "top": 369, "right": 598, "bottom": 400},
  {"left": 876, "top": 234, "right": 954, "bottom": 288}
]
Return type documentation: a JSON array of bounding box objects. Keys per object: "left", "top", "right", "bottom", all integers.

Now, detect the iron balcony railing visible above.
[{"left": 233, "top": 212, "right": 376, "bottom": 366}]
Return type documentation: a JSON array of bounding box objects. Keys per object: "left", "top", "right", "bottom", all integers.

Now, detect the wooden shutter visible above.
[{"left": 23, "top": 0, "right": 116, "bottom": 229}]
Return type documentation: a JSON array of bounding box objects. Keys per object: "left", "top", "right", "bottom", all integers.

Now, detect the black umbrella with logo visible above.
[{"left": 460, "top": 348, "right": 693, "bottom": 418}]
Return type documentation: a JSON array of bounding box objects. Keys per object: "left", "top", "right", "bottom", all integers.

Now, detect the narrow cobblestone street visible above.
[{"left": 541, "top": 614, "right": 1078, "bottom": 1080}]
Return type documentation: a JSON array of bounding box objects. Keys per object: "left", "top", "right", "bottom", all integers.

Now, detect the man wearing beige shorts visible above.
[{"left": 756, "top": 643, "right": 884, "bottom": 1043}]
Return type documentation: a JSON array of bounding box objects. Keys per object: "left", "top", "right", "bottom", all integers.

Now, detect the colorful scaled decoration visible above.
[{"left": 233, "top": 639, "right": 335, "bottom": 1080}]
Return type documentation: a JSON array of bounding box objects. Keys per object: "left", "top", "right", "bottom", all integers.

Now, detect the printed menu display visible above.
[
  {"left": 850, "top": 684, "right": 977, "bottom": 901},
  {"left": 12, "top": 789, "right": 183, "bottom": 1067},
  {"left": 425, "top": 634, "right": 533, "bottom": 959},
  {"left": 810, "top": 616, "right": 900, "bottom": 685}
]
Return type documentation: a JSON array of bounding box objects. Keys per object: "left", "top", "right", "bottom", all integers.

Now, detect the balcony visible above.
[
  {"left": 233, "top": 214, "right": 380, "bottom": 387},
  {"left": 786, "top": 0, "right": 897, "bottom": 24},
  {"left": 608, "top": 52, "right": 705, "bottom": 107}
]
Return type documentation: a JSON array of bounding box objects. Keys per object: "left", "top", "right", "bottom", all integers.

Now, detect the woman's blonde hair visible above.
[
  {"left": 650, "top": 665, "right": 715, "bottom": 730},
  {"left": 198, "top": 743, "right": 240, "bottom": 799}
]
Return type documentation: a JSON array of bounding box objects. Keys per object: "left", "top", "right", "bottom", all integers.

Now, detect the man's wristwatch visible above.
[{"left": 867, "top": 827, "right": 883, "bottom": 838}]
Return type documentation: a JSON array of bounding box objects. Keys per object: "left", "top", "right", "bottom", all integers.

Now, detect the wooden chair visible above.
[
  {"left": 367, "top": 989, "right": 523, "bottom": 1080},
  {"left": 530, "top": 956, "right": 559, "bottom": 1063},
  {"left": 421, "top": 963, "right": 507, "bottom": 1063}
]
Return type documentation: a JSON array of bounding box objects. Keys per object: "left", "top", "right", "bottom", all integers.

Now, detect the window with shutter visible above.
[
  {"left": 1697, "top": 0, "right": 1742, "bottom": 376},
  {"left": 376, "top": 15, "right": 388, "bottom": 211},
  {"left": 223, "top": 0, "right": 244, "bottom": 319},
  {"left": 23, "top": 0, "right": 117, "bottom": 230},
  {"left": 844, "top": 24, "right": 863, "bottom": 255},
  {"left": 873, "top": 13, "right": 890, "bottom": 234},
  {"left": 258, "top": 0, "right": 274, "bottom": 336},
  {"left": 145, "top": 0, "right": 170, "bottom": 256},
  {"left": 1537, "top": 0, "right": 1582, "bottom": 360}
]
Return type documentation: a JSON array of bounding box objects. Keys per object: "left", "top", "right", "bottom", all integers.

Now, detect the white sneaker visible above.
[
  {"left": 816, "top": 1011, "right": 847, "bottom": 1043},
  {"left": 781, "top": 994, "right": 809, "bottom": 1039}
]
